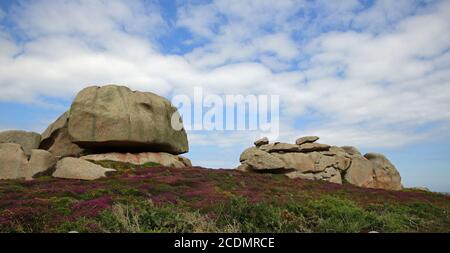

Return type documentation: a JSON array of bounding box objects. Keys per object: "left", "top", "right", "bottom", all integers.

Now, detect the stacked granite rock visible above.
[
  {"left": 0, "top": 85, "right": 190, "bottom": 181},
  {"left": 237, "top": 136, "right": 402, "bottom": 190}
]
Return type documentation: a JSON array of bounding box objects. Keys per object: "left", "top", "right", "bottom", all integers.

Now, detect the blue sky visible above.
[{"left": 1, "top": 0, "right": 450, "bottom": 192}]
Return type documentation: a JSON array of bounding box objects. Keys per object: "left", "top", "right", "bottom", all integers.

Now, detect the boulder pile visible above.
[
  {"left": 236, "top": 136, "right": 402, "bottom": 190},
  {"left": 0, "top": 85, "right": 190, "bottom": 181}
]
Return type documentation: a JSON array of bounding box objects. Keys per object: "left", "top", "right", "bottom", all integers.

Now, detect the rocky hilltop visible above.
[
  {"left": 237, "top": 136, "right": 402, "bottom": 190},
  {"left": 0, "top": 85, "right": 448, "bottom": 233},
  {"left": 0, "top": 85, "right": 190, "bottom": 181},
  {"left": 0, "top": 85, "right": 408, "bottom": 192}
]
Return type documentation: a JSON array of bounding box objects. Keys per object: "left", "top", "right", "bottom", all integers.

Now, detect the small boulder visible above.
[
  {"left": 254, "top": 137, "right": 269, "bottom": 147},
  {"left": 26, "top": 149, "right": 57, "bottom": 179},
  {"left": 0, "top": 130, "right": 41, "bottom": 156},
  {"left": 53, "top": 157, "right": 116, "bottom": 180},
  {"left": 295, "top": 136, "right": 319, "bottom": 145}
]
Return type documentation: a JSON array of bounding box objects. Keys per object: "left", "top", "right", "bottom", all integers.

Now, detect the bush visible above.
[
  {"left": 97, "top": 201, "right": 218, "bottom": 233},
  {"left": 367, "top": 202, "right": 450, "bottom": 232},
  {"left": 300, "top": 196, "right": 381, "bottom": 232},
  {"left": 215, "top": 196, "right": 309, "bottom": 233}
]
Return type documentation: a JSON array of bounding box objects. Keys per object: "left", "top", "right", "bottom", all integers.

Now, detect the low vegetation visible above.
[{"left": 0, "top": 165, "right": 449, "bottom": 233}]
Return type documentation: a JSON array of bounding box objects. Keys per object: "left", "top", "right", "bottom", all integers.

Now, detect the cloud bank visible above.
[{"left": 0, "top": 0, "right": 449, "bottom": 152}]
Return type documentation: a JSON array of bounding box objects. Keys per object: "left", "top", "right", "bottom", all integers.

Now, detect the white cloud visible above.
[
  {"left": 0, "top": 0, "right": 449, "bottom": 153},
  {"left": 352, "top": 0, "right": 426, "bottom": 32}
]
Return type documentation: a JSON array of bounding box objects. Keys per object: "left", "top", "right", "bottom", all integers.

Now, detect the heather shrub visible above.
[
  {"left": 214, "top": 196, "right": 310, "bottom": 232},
  {"left": 55, "top": 217, "right": 98, "bottom": 233},
  {"left": 300, "top": 196, "right": 381, "bottom": 232},
  {"left": 49, "top": 197, "right": 77, "bottom": 215},
  {"left": 97, "top": 201, "right": 218, "bottom": 233},
  {"left": 367, "top": 202, "right": 450, "bottom": 232}
]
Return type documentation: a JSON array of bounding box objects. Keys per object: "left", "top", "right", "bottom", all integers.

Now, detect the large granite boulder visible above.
[
  {"left": 344, "top": 156, "right": 375, "bottom": 188},
  {"left": 364, "top": 153, "right": 402, "bottom": 190},
  {"left": 67, "top": 85, "right": 188, "bottom": 154},
  {"left": 0, "top": 130, "right": 41, "bottom": 156},
  {"left": 0, "top": 143, "right": 56, "bottom": 180},
  {"left": 236, "top": 136, "right": 403, "bottom": 190},
  {"left": 80, "top": 152, "right": 192, "bottom": 168},
  {"left": 39, "top": 111, "right": 84, "bottom": 157},
  {"left": 53, "top": 157, "right": 116, "bottom": 180}
]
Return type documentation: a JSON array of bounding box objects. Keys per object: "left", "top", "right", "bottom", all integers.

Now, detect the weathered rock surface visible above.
[
  {"left": 0, "top": 130, "right": 41, "bottom": 156},
  {"left": 40, "top": 111, "right": 84, "bottom": 157},
  {"left": 80, "top": 152, "right": 192, "bottom": 168},
  {"left": 0, "top": 143, "right": 28, "bottom": 179},
  {"left": 67, "top": 85, "right": 188, "bottom": 154},
  {"left": 0, "top": 143, "right": 56, "bottom": 180},
  {"left": 26, "top": 149, "right": 57, "bottom": 178},
  {"left": 53, "top": 157, "right": 116, "bottom": 180},
  {"left": 240, "top": 147, "right": 262, "bottom": 162},
  {"left": 320, "top": 167, "right": 342, "bottom": 184},
  {"left": 260, "top": 143, "right": 300, "bottom": 153},
  {"left": 341, "top": 146, "right": 362, "bottom": 156},
  {"left": 236, "top": 136, "right": 403, "bottom": 190},
  {"left": 308, "top": 152, "right": 351, "bottom": 172},
  {"left": 364, "top": 153, "right": 402, "bottom": 191},
  {"left": 344, "top": 156, "right": 375, "bottom": 188},
  {"left": 242, "top": 150, "right": 286, "bottom": 171},
  {"left": 298, "top": 143, "right": 330, "bottom": 152},
  {"left": 271, "top": 153, "right": 316, "bottom": 172}
]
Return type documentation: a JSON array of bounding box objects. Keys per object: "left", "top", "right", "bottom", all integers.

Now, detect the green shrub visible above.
[
  {"left": 55, "top": 217, "right": 97, "bottom": 233},
  {"left": 214, "top": 196, "right": 310, "bottom": 233},
  {"left": 367, "top": 202, "right": 450, "bottom": 232},
  {"left": 284, "top": 196, "right": 382, "bottom": 233},
  {"left": 97, "top": 201, "right": 217, "bottom": 233}
]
